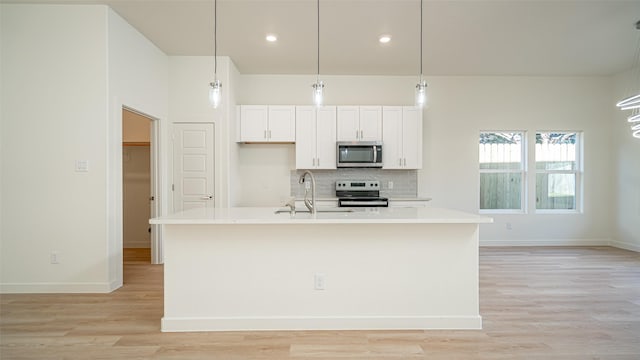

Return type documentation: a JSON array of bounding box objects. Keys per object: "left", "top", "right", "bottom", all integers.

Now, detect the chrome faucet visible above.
[{"left": 298, "top": 170, "right": 317, "bottom": 214}]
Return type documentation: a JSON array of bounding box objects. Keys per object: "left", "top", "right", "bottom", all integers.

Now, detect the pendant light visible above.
[
  {"left": 415, "top": 0, "right": 427, "bottom": 108},
  {"left": 616, "top": 20, "right": 640, "bottom": 138},
  {"left": 311, "top": 0, "right": 324, "bottom": 106},
  {"left": 208, "top": 0, "right": 222, "bottom": 108}
]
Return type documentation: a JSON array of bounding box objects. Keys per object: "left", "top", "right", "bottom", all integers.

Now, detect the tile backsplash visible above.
[{"left": 290, "top": 169, "right": 417, "bottom": 198}]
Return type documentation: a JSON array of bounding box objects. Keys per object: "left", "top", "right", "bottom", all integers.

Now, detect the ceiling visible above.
[{"left": 4, "top": 0, "right": 640, "bottom": 76}]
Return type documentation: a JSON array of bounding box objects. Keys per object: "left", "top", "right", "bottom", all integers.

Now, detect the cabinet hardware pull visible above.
[
  {"left": 361, "top": 130, "right": 364, "bottom": 139},
  {"left": 268, "top": 130, "right": 272, "bottom": 139},
  {"left": 399, "top": 158, "right": 402, "bottom": 166},
  {"left": 264, "top": 130, "right": 267, "bottom": 139},
  {"left": 201, "top": 195, "right": 213, "bottom": 200},
  {"left": 356, "top": 130, "right": 359, "bottom": 139}
]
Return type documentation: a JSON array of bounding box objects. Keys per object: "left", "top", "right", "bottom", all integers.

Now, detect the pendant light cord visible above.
[
  {"left": 317, "top": 0, "right": 320, "bottom": 81},
  {"left": 420, "top": 0, "right": 423, "bottom": 79},
  {"left": 214, "top": 0, "right": 217, "bottom": 79}
]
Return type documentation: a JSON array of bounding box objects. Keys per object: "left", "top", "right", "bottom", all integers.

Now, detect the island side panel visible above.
[{"left": 162, "top": 223, "right": 481, "bottom": 331}]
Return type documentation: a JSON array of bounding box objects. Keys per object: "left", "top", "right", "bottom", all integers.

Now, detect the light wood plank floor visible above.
[{"left": 1, "top": 246, "right": 639, "bottom": 359}]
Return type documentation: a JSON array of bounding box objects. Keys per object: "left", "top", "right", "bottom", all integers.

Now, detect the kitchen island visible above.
[{"left": 150, "top": 207, "right": 492, "bottom": 332}]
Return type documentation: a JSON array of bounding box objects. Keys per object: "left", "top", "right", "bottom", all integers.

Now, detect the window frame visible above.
[
  {"left": 534, "top": 131, "right": 583, "bottom": 214},
  {"left": 479, "top": 131, "right": 527, "bottom": 214}
]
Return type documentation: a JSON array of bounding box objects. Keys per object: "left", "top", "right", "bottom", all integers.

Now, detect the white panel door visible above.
[
  {"left": 268, "top": 105, "right": 296, "bottom": 142},
  {"left": 315, "top": 106, "right": 337, "bottom": 169},
  {"left": 336, "top": 106, "right": 359, "bottom": 141},
  {"left": 295, "top": 106, "right": 316, "bottom": 169},
  {"left": 382, "top": 106, "right": 403, "bottom": 169},
  {"left": 359, "top": 106, "right": 382, "bottom": 141},
  {"left": 173, "top": 123, "right": 214, "bottom": 212}
]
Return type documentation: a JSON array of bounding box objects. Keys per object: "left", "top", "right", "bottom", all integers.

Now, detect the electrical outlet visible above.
[
  {"left": 506, "top": 223, "right": 513, "bottom": 230},
  {"left": 305, "top": 181, "right": 311, "bottom": 190},
  {"left": 314, "top": 273, "right": 326, "bottom": 290},
  {"left": 388, "top": 181, "right": 394, "bottom": 189},
  {"left": 75, "top": 160, "right": 89, "bottom": 172},
  {"left": 50, "top": 251, "right": 60, "bottom": 264}
]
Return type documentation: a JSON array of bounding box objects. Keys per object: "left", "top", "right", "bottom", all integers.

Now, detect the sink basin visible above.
[{"left": 274, "top": 208, "right": 354, "bottom": 214}]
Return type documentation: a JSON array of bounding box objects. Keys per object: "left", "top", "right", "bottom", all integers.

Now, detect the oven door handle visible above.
[{"left": 373, "top": 145, "right": 377, "bottom": 164}]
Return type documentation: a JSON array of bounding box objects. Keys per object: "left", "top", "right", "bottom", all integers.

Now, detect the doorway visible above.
[{"left": 122, "top": 108, "right": 157, "bottom": 264}]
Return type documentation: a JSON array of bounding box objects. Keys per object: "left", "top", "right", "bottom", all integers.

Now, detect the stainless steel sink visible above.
[{"left": 274, "top": 208, "right": 353, "bottom": 214}]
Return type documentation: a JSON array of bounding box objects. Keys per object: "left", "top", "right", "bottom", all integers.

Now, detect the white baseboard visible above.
[
  {"left": 109, "top": 279, "right": 123, "bottom": 292},
  {"left": 480, "top": 238, "right": 610, "bottom": 247},
  {"left": 609, "top": 240, "right": 640, "bottom": 252},
  {"left": 161, "top": 315, "right": 483, "bottom": 332},
  {"left": 0, "top": 282, "right": 113, "bottom": 294}
]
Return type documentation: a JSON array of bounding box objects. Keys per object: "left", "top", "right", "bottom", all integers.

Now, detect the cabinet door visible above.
[
  {"left": 382, "top": 106, "right": 403, "bottom": 169},
  {"left": 336, "top": 106, "right": 359, "bottom": 141},
  {"left": 402, "top": 107, "right": 422, "bottom": 169},
  {"left": 268, "top": 106, "right": 296, "bottom": 142},
  {"left": 359, "top": 106, "right": 382, "bottom": 141},
  {"left": 295, "top": 106, "right": 316, "bottom": 169},
  {"left": 315, "top": 106, "right": 337, "bottom": 169},
  {"left": 240, "top": 105, "right": 268, "bottom": 142}
]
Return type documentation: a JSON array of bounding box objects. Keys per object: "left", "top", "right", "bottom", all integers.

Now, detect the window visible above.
[
  {"left": 479, "top": 132, "right": 525, "bottom": 212},
  {"left": 535, "top": 132, "right": 581, "bottom": 211}
]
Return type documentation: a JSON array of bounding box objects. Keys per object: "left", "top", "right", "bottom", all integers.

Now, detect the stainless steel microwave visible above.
[{"left": 336, "top": 141, "right": 383, "bottom": 168}]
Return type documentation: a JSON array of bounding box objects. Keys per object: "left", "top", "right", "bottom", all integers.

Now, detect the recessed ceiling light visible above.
[
  {"left": 378, "top": 35, "right": 391, "bottom": 44},
  {"left": 266, "top": 34, "right": 278, "bottom": 42}
]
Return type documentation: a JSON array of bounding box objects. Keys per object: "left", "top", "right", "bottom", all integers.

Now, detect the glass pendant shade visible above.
[
  {"left": 415, "top": 80, "right": 427, "bottom": 108},
  {"left": 312, "top": 81, "right": 324, "bottom": 107},
  {"left": 209, "top": 80, "right": 222, "bottom": 108}
]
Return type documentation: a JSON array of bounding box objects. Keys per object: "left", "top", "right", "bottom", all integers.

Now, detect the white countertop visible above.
[{"left": 150, "top": 206, "right": 492, "bottom": 225}]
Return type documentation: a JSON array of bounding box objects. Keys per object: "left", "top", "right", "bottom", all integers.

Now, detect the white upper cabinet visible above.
[
  {"left": 240, "top": 105, "right": 268, "bottom": 142},
  {"left": 382, "top": 106, "right": 422, "bottom": 169},
  {"left": 239, "top": 105, "right": 295, "bottom": 142},
  {"left": 267, "top": 106, "right": 296, "bottom": 141},
  {"left": 336, "top": 106, "right": 359, "bottom": 141},
  {"left": 359, "top": 106, "right": 383, "bottom": 141},
  {"left": 337, "top": 106, "right": 382, "bottom": 142},
  {"left": 295, "top": 106, "right": 336, "bottom": 169}
]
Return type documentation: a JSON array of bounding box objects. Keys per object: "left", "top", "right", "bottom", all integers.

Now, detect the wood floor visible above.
[{"left": 1, "top": 246, "right": 639, "bottom": 359}]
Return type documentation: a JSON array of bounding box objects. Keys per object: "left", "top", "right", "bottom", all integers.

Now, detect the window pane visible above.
[
  {"left": 479, "top": 132, "right": 523, "bottom": 170},
  {"left": 536, "top": 173, "right": 576, "bottom": 210},
  {"left": 535, "top": 132, "right": 577, "bottom": 170},
  {"left": 480, "top": 173, "right": 522, "bottom": 210}
]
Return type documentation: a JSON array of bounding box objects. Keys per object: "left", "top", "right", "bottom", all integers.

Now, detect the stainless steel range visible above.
[{"left": 336, "top": 180, "right": 389, "bottom": 207}]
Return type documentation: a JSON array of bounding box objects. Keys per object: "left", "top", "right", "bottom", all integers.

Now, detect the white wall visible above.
[
  {"left": 107, "top": 7, "right": 169, "bottom": 280},
  {"left": 612, "top": 69, "right": 640, "bottom": 251},
  {"left": 1, "top": 4, "right": 110, "bottom": 292},
  {"left": 425, "top": 76, "right": 613, "bottom": 245},
  {"left": 0, "top": 4, "right": 169, "bottom": 293},
  {"left": 238, "top": 74, "right": 614, "bottom": 245}
]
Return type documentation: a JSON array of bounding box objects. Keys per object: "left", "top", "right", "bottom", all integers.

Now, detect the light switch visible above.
[{"left": 75, "top": 160, "right": 89, "bottom": 172}]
